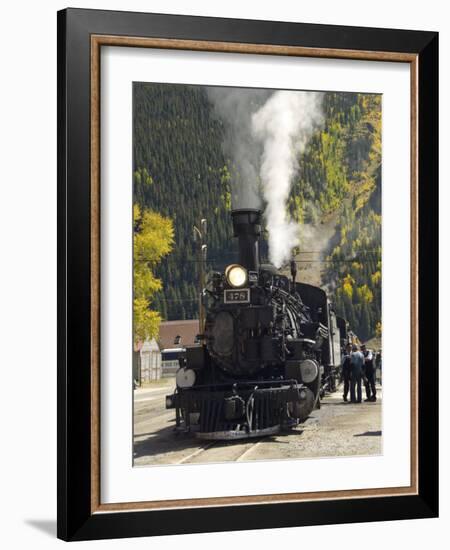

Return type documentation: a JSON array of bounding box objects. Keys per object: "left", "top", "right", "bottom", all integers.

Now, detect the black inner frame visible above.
[{"left": 57, "top": 8, "right": 438, "bottom": 541}]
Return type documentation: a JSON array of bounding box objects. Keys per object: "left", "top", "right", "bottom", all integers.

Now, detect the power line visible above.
[
  {"left": 135, "top": 249, "right": 380, "bottom": 259},
  {"left": 152, "top": 298, "right": 198, "bottom": 303},
  {"left": 136, "top": 257, "right": 381, "bottom": 264}
]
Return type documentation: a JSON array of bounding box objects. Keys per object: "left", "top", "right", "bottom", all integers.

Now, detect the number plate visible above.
[{"left": 224, "top": 289, "right": 250, "bottom": 304}]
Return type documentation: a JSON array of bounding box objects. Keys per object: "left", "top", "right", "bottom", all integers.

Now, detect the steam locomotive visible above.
[{"left": 166, "top": 209, "right": 350, "bottom": 440}]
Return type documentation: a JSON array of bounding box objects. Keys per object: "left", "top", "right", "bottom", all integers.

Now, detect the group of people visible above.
[{"left": 341, "top": 344, "right": 377, "bottom": 403}]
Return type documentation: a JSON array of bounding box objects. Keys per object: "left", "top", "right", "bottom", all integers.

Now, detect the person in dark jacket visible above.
[
  {"left": 350, "top": 345, "right": 364, "bottom": 403},
  {"left": 341, "top": 344, "right": 352, "bottom": 402},
  {"left": 361, "top": 344, "right": 377, "bottom": 401}
]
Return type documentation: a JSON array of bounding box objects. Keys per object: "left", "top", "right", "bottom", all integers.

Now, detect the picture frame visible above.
[{"left": 57, "top": 7, "right": 438, "bottom": 541}]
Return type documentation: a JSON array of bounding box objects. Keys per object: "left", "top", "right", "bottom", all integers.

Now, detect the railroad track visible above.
[
  {"left": 134, "top": 391, "right": 265, "bottom": 465},
  {"left": 175, "top": 437, "right": 264, "bottom": 465},
  {"left": 133, "top": 384, "right": 382, "bottom": 466}
]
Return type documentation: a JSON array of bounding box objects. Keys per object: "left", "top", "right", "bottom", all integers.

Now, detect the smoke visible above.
[
  {"left": 252, "top": 91, "right": 323, "bottom": 267},
  {"left": 207, "top": 87, "right": 323, "bottom": 267},
  {"left": 206, "top": 88, "right": 270, "bottom": 208}
]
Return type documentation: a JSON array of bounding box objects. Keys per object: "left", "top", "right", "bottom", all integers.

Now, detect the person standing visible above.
[
  {"left": 361, "top": 344, "right": 377, "bottom": 402},
  {"left": 350, "top": 345, "right": 364, "bottom": 403},
  {"left": 342, "top": 344, "right": 352, "bottom": 402},
  {"left": 375, "top": 350, "right": 382, "bottom": 385}
]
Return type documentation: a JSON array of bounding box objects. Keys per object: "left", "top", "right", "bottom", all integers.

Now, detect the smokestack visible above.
[{"left": 231, "top": 209, "right": 261, "bottom": 271}]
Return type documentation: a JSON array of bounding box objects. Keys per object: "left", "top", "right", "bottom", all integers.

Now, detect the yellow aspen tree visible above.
[{"left": 133, "top": 205, "right": 174, "bottom": 343}]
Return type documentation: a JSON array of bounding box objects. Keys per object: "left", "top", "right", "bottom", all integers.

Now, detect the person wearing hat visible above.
[
  {"left": 361, "top": 344, "right": 377, "bottom": 402},
  {"left": 350, "top": 344, "right": 364, "bottom": 403},
  {"left": 341, "top": 343, "right": 352, "bottom": 402}
]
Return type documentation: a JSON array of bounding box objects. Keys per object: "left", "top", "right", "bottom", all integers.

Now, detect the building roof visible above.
[{"left": 158, "top": 319, "right": 200, "bottom": 350}]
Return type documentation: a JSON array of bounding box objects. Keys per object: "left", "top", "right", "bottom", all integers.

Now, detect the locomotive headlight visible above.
[{"left": 225, "top": 264, "right": 247, "bottom": 288}]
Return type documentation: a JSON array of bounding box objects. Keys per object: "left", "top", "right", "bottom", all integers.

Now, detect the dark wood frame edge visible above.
[
  {"left": 89, "top": 34, "right": 419, "bottom": 513},
  {"left": 57, "top": 8, "right": 438, "bottom": 541}
]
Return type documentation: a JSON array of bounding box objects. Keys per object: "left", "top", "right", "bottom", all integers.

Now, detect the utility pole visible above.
[{"left": 193, "top": 219, "right": 207, "bottom": 335}]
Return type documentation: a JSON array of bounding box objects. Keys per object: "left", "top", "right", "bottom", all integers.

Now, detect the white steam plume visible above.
[
  {"left": 206, "top": 87, "right": 323, "bottom": 267},
  {"left": 252, "top": 91, "right": 323, "bottom": 267},
  {"left": 206, "top": 87, "right": 270, "bottom": 208}
]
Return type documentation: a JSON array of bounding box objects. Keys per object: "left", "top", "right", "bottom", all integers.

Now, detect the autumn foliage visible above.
[{"left": 133, "top": 205, "right": 174, "bottom": 343}]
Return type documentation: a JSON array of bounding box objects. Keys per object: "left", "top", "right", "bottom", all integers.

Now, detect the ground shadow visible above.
[
  {"left": 25, "top": 519, "right": 56, "bottom": 537},
  {"left": 133, "top": 423, "right": 201, "bottom": 459},
  {"left": 354, "top": 430, "right": 382, "bottom": 437},
  {"left": 133, "top": 419, "right": 304, "bottom": 461},
  {"left": 320, "top": 401, "right": 354, "bottom": 406}
]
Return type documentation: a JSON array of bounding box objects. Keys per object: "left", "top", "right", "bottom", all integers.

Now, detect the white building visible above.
[
  {"left": 134, "top": 338, "right": 162, "bottom": 383},
  {"left": 133, "top": 320, "right": 200, "bottom": 384}
]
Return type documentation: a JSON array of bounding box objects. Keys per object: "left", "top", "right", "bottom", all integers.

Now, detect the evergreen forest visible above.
[{"left": 133, "top": 83, "right": 382, "bottom": 342}]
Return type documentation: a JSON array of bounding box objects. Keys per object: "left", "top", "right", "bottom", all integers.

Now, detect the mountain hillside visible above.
[{"left": 133, "top": 83, "right": 381, "bottom": 340}]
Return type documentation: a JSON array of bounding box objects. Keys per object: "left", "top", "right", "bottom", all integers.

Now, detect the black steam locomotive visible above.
[{"left": 166, "top": 209, "right": 347, "bottom": 440}]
